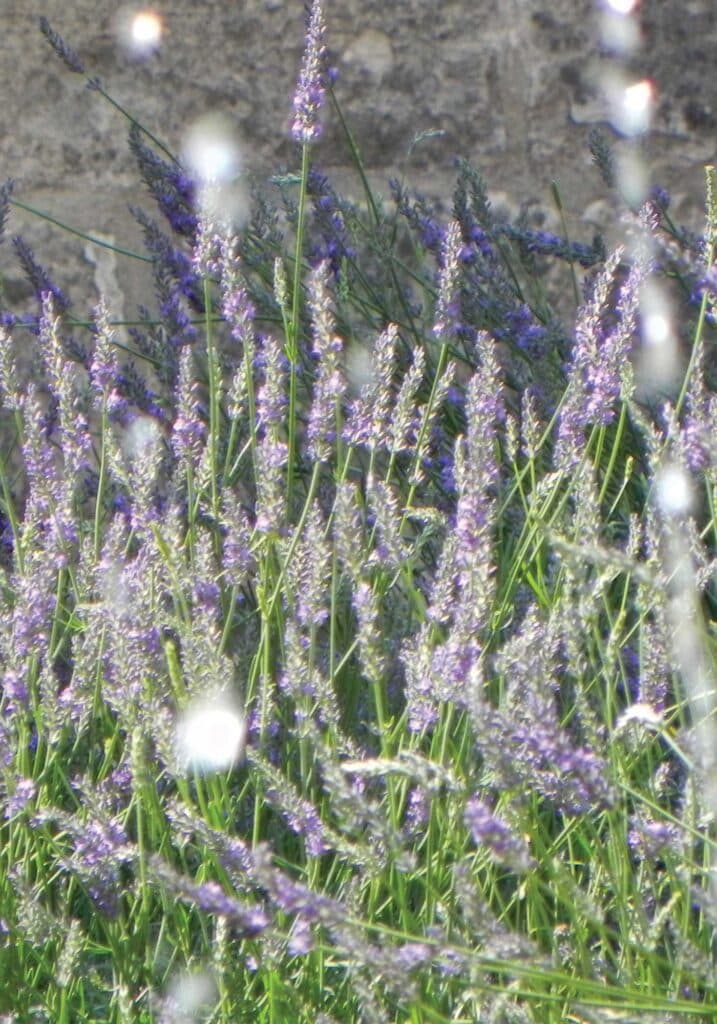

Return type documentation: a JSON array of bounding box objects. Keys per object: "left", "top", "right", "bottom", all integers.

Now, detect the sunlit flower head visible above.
[{"left": 177, "top": 698, "right": 247, "bottom": 773}]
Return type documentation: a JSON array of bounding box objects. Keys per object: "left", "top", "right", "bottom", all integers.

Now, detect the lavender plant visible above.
[{"left": 1, "top": 6, "right": 717, "bottom": 1024}]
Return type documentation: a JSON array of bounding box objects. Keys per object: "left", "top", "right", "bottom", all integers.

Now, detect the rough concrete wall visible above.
[{"left": 1, "top": 1, "right": 715, "bottom": 318}]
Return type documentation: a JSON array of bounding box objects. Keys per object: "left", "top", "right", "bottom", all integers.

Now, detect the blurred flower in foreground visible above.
[{"left": 177, "top": 698, "right": 247, "bottom": 773}]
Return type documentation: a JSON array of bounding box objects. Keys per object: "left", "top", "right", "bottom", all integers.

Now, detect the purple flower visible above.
[
  {"left": 2, "top": 668, "right": 29, "bottom": 711},
  {"left": 343, "top": 322, "right": 398, "bottom": 451},
  {"left": 12, "top": 554, "right": 58, "bottom": 659},
  {"left": 90, "top": 299, "right": 124, "bottom": 400},
  {"left": 628, "top": 814, "right": 681, "bottom": 861},
  {"left": 150, "top": 856, "right": 269, "bottom": 936},
  {"left": 12, "top": 236, "right": 70, "bottom": 313},
  {"left": 221, "top": 238, "right": 256, "bottom": 349},
  {"left": 129, "top": 124, "right": 198, "bottom": 241},
  {"left": 404, "top": 786, "right": 431, "bottom": 836},
  {"left": 130, "top": 205, "right": 202, "bottom": 308},
  {"left": 638, "top": 617, "right": 670, "bottom": 713},
  {"left": 433, "top": 220, "right": 463, "bottom": 339},
  {"left": 306, "top": 260, "right": 345, "bottom": 462},
  {"left": 191, "top": 880, "right": 262, "bottom": 924},
  {"left": 557, "top": 230, "right": 651, "bottom": 469},
  {"left": 291, "top": 1, "right": 328, "bottom": 144},
  {"left": 70, "top": 816, "right": 130, "bottom": 917},
  {"left": 392, "top": 942, "right": 432, "bottom": 971},
  {"left": 4, "top": 778, "right": 36, "bottom": 819},
  {"left": 221, "top": 496, "right": 254, "bottom": 588},
  {"left": 172, "top": 347, "right": 206, "bottom": 465},
  {"left": 265, "top": 779, "right": 330, "bottom": 857},
  {"left": 307, "top": 169, "right": 357, "bottom": 278},
  {"left": 38, "top": 17, "right": 85, "bottom": 73},
  {"left": 390, "top": 179, "right": 446, "bottom": 253},
  {"left": 287, "top": 915, "right": 316, "bottom": 955}
]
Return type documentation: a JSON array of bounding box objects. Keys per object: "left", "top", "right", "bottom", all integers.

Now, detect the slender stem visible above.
[
  {"left": 9, "top": 199, "right": 153, "bottom": 263},
  {"left": 287, "top": 144, "right": 311, "bottom": 513}
]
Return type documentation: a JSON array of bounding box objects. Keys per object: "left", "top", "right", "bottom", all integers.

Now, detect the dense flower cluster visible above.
[{"left": 0, "top": 10, "right": 715, "bottom": 1024}]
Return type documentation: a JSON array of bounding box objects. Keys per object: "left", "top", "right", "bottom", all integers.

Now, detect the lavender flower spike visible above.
[
  {"left": 38, "top": 18, "right": 85, "bottom": 74},
  {"left": 292, "top": 1, "right": 328, "bottom": 144}
]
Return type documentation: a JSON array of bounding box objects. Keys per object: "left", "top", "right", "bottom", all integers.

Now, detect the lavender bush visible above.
[{"left": 1, "top": 4, "right": 717, "bottom": 1022}]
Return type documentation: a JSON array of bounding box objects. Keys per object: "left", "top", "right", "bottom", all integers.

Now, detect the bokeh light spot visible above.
[
  {"left": 615, "top": 148, "right": 649, "bottom": 206},
  {"left": 132, "top": 12, "right": 162, "bottom": 47},
  {"left": 600, "top": 10, "right": 641, "bottom": 53},
  {"left": 656, "top": 463, "right": 693, "bottom": 517},
  {"left": 165, "top": 970, "right": 217, "bottom": 1021},
  {"left": 344, "top": 340, "right": 373, "bottom": 394},
  {"left": 636, "top": 279, "right": 679, "bottom": 393},
  {"left": 177, "top": 700, "right": 246, "bottom": 774},
  {"left": 182, "top": 114, "right": 243, "bottom": 186},
  {"left": 619, "top": 79, "right": 653, "bottom": 135},
  {"left": 114, "top": 7, "right": 163, "bottom": 58},
  {"left": 182, "top": 114, "right": 249, "bottom": 228},
  {"left": 604, "top": 0, "right": 639, "bottom": 13}
]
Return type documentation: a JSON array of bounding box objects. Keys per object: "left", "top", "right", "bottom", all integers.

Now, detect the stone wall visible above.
[{"left": 1, "top": 0, "right": 715, "bottom": 319}]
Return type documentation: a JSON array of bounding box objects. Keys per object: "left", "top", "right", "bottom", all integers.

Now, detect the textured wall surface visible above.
[{"left": 1, "top": 1, "right": 716, "bottom": 318}]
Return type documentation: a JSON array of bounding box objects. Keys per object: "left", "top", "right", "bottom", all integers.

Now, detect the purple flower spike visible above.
[
  {"left": 291, "top": 1, "right": 328, "bottom": 144},
  {"left": 39, "top": 17, "right": 85, "bottom": 74},
  {"left": 464, "top": 797, "right": 533, "bottom": 872}
]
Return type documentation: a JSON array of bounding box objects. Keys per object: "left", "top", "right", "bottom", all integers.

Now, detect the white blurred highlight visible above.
[
  {"left": 655, "top": 463, "right": 692, "bottom": 517},
  {"left": 183, "top": 116, "right": 242, "bottom": 185},
  {"left": 121, "top": 413, "right": 162, "bottom": 463},
  {"left": 615, "top": 148, "right": 649, "bottom": 206},
  {"left": 637, "top": 279, "right": 679, "bottom": 391},
  {"left": 114, "top": 8, "right": 163, "bottom": 58},
  {"left": 164, "top": 970, "right": 217, "bottom": 1023},
  {"left": 619, "top": 79, "right": 653, "bottom": 135},
  {"left": 182, "top": 114, "right": 249, "bottom": 228},
  {"left": 100, "top": 560, "right": 133, "bottom": 621},
  {"left": 177, "top": 698, "right": 246, "bottom": 773},
  {"left": 344, "top": 341, "right": 373, "bottom": 394},
  {"left": 617, "top": 703, "right": 663, "bottom": 728},
  {"left": 599, "top": 10, "right": 641, "bottom": 53},
  {"left": 603, "top": 71, "right": 653, "bottom": 136},
  {"left": 604, "top": 0, "right": 639, "bottom": 13}
]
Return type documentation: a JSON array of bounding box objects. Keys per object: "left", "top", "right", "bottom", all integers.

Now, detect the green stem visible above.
[
  {"left": 9, "top": 198, "right": 152, "bottom": 262},
  {"left": 287, "top": 144, "right": 311, "bottom": 513}
]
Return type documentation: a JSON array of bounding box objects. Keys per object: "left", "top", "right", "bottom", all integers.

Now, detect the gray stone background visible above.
[{"left": 1, "top": 0, "right": 716, "bottom": 322}]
